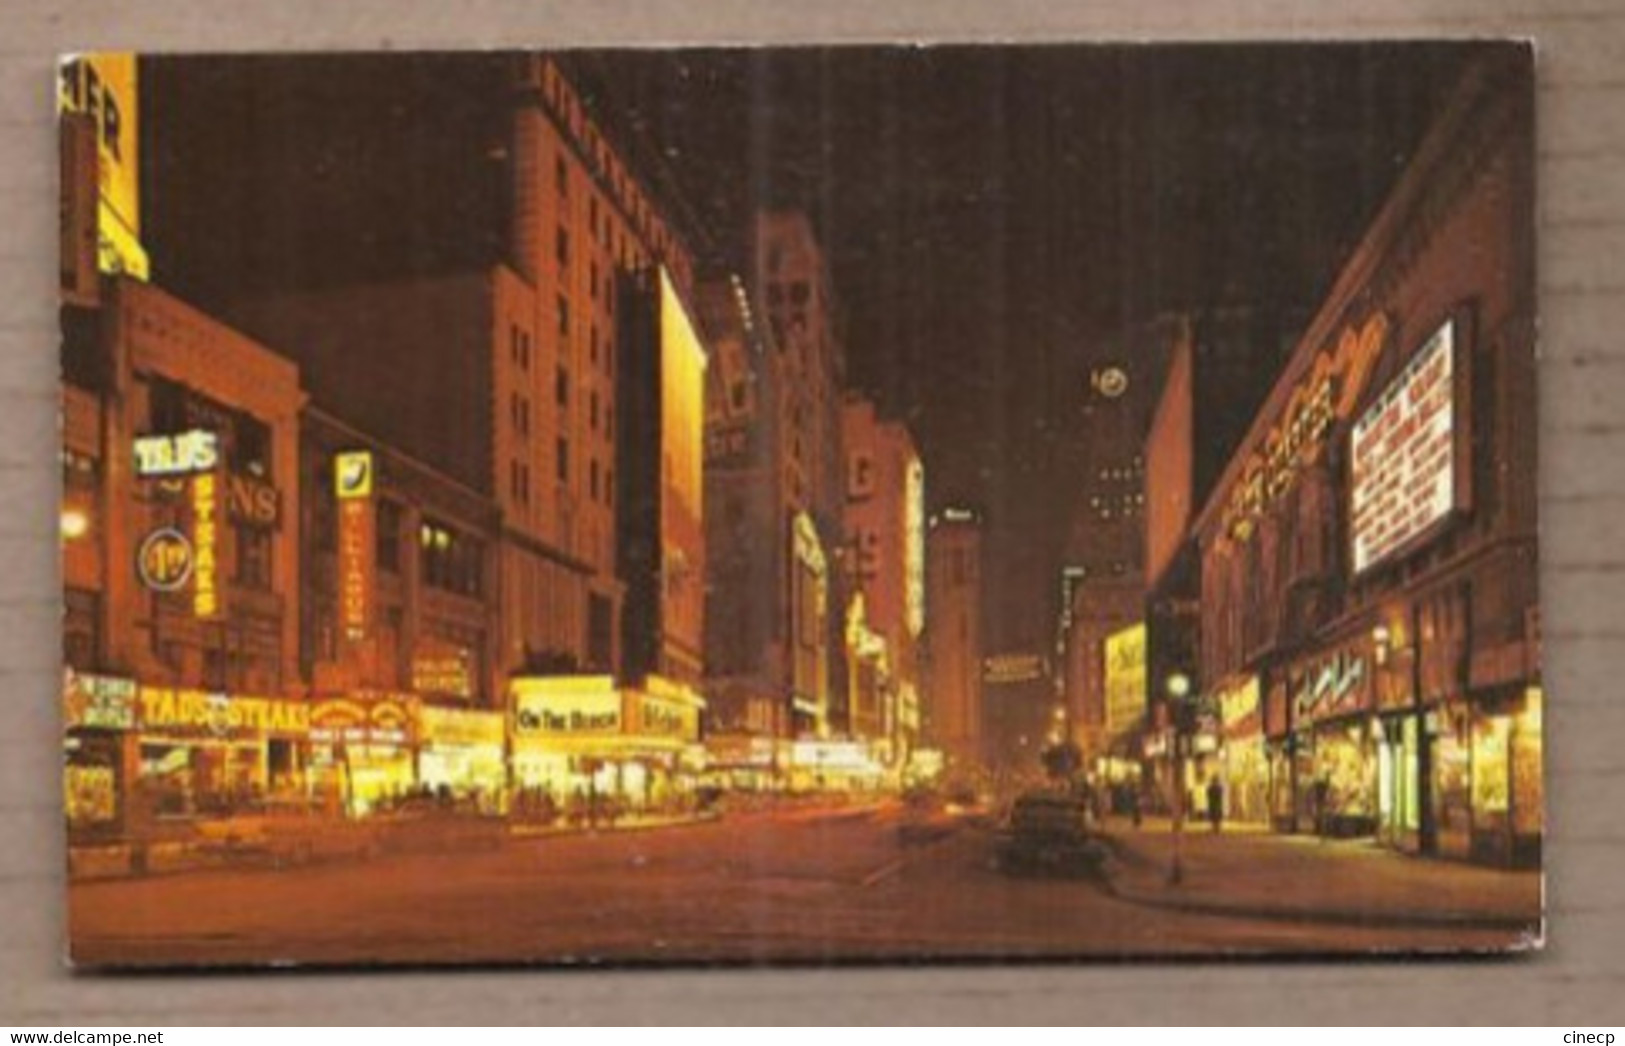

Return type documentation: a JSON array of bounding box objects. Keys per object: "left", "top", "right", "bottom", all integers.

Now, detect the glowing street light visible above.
[{"left": 60, "top": 507, "right": 90, "bottom": 541}]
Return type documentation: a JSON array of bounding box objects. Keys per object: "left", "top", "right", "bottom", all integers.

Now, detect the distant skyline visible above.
[{"left": 145, "top": 43, "right": 1481, "bottom": 652}]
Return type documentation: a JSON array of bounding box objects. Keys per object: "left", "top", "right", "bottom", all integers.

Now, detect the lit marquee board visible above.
[{"left": 1349, "top": 320, "right": 1460, "bottom": 574}]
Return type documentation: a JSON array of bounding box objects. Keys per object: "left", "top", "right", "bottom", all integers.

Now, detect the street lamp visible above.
[
  {"left": 1166, "top": 670, "right": 1192, "bottom": 886},
  {"left": 60, "top": 507, "right": 90, "bottom": 541}
]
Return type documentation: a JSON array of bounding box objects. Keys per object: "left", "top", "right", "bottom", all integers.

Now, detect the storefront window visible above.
[
  {"left": 1472, "top": 715, "right": 1512, "bottom": 815},
  {"left": 136, "top": 741, "right": 266, "bottom": 818},
  {"left": 1512, "top": 689, "right": 1543, "bottom": 836},
  {"left": 1317, "top": 725, "right": 1376, "bottom": 819}
]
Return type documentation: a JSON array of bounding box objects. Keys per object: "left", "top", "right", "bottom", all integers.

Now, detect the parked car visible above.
[{"left": 992, "top": 791, "right": 1107, "bottom": 876}]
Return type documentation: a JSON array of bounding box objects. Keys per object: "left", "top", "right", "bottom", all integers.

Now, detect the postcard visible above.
[{"left": 59, "top": 43, "right": 1540, "bottom": 967}]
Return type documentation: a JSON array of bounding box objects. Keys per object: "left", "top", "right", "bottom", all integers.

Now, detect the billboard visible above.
[
  {"left": 1103, "top": 622, "right": 1147, "bottom": 735},
  {"left": 659, "top": 268, "right": 708, "bottom": 661},
  {"left": 57, "top": 54, "right": 149, "bottom": 281},
  {"left": 1350, "top": 320, "right": 1462, "bottom": 574}
]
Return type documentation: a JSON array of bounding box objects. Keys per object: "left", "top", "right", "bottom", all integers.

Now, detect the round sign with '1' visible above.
[{"left": 137, "top": 527, "right": 194, "bottom": 592}]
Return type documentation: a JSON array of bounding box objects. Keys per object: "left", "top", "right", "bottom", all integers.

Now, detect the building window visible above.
[
  {"left": 376, "top": 499, "right": 402, "bottom": 574},
  {"left": 588, "top": 593, "right": 613, "bottom": 671},
  {"left": 605, "top": 467, "right": 613, "bottom": 506},
  {"left": 590, "top": 323, "right": 598, "bottom": 364},
  {"left": 148, "top": 377, "right": 188, "bottom": 433},
  {"left": 556, "top": 365, "right": 570, "bottom": 407},
  {"left": 556, "top": 154, "right": 568, "bottom": 196},
  {"left": 233, "top": 523, "right": 273, "bottom": 590},
  {"left": 230, "top": 414, "right": 272, "bottom": 479},
  {"left": 558, "top": 295, "right": 570, "bottom": 337},
  {"left": 590, "top": 260, "right": 599, "bottom": 300},
  {"left": 556, "top": 226, "right": 570, "bottom": 269},
  {"left": 590, "top": 458, "right": 600, "bottom": 501},
  {"left": 589, "top": 390, "right": 599, "bottom": 430},
  {"left": 420, "top": 518, "right": 483, "bottom": 598},
  {"left": 556, "top": 438, "right": 570, "bottom": 483}
]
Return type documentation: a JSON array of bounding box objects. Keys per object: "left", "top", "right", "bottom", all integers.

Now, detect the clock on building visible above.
[{"left": 1093, "top": 365, "right": 1130, "bottom": 399}]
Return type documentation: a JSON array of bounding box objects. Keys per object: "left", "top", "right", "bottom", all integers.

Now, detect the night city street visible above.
[
  {"left": 58, "top": 42, "right": 1540, "bottom": 966},
  {"left": 68, "top": 804, "right": 1534, "bottom": 967}
]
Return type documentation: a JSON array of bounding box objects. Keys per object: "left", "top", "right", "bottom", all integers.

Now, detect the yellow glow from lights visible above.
[
  {"left": 1104, "top": 622, "right": 1148, "bottom": 734},
  {"left": 905, "top": 457, "right": 925, "bottom": 638},
  {"left": 58, "top": 55, "right": 149, "bottom": 281},
  {"left": 60, "top": 507, "right": 90, "bottom": 540},
  {"left": 192, "top": 472, "right": 219, "bottom": 618}
]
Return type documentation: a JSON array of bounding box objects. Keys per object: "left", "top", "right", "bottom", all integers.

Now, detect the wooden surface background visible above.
[{"left": 3, "top": 0, "right": 1622, "bottom": 1026}]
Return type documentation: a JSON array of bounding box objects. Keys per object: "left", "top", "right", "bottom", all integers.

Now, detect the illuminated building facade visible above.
[
  {"left": 298, "top": 410, "right": 506, "bottom": 812},
  {"left": 700, "top": 272, "right": 834, "bottom": 753},
  {"left": 1057, "top": 336, "right": 1158, "bottom": 763},
  {"left": 61, "top": 55, "right": 313, "bottom": 845},
  {"left": 1193, "top": 53, "right": 1537, "bottom": 865},
  {"left": 1140, "top": 308, "right": 1293, "bottom": 821},
  {"left": 615, "top": 267, "right": 709, "bottom": 693},
  {"left": 62, "top": 276, "right": 308, "bottom": 840},
  {"left": 841, "top": 395, "right": 925, "bottom": 764},
  {"left": 144, "top": 55, "right": 701, "bottom": 685},
  {"left": 925, "top": 508, "right": 984, "bottom": 771}
]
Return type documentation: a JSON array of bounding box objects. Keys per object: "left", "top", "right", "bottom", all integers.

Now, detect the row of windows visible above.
[{"left": 1095, "top": 462, "right": 1144, "bottom": 483}]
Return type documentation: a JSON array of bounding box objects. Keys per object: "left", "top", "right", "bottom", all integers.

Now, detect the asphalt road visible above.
[{"left": 68, "top": 804, "right": 1515, "bottom": 967}]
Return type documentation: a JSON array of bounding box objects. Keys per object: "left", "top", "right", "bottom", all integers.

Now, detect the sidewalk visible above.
[{"left": 1098, "top": 816, "right": 1542, "bottom": 932}]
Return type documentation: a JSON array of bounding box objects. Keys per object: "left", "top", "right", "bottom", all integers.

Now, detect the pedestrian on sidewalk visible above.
[
  {"left": 1206, "top": 775, "right": 1224, "bottom": 834},
  {"left": 1313, "top": 775, "right": 1331, "bottom": 840},
  {"left": 1129, "top": 785, "right": 1143, "bottom": 828}
]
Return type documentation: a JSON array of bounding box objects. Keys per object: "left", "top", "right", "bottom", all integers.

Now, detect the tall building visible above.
[
  {"left": 753, "top": 211, "right": 847, "bottom": 543},
  {"left": 142, "top": 54, "right": 704, "bottom": 687},
  {"left": 841, "top": 395, "right": 926, "bottom": 766},
  {"left": 699, "top": 272, "right": 833, "bottom": 748},
  {"left": 1057, "top": 339, "right": 1161, "bottom": 762},
  {"left": 1193, "top": 52, "right": 1537, "bottom": 865},
  {"left": 925, "top": 508, "right": 984, "bottom": 772}
]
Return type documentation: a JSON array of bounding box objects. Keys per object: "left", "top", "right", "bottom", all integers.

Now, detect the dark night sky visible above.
[
  {"left": 146, "top": 43, "right": 1482, "bottom": 655},
  {"left": 579, "top": 43, "right": 1476, "bottom": 650}
]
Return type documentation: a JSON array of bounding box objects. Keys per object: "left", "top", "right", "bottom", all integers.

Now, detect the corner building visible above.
[{"left": 1194, "top": 53, "right": 1538, "bottom": 866}]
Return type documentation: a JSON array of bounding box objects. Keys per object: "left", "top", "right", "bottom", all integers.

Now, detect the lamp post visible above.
[{"left": 1166, "top": 670, "right": 1192, "bottom": 886}]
